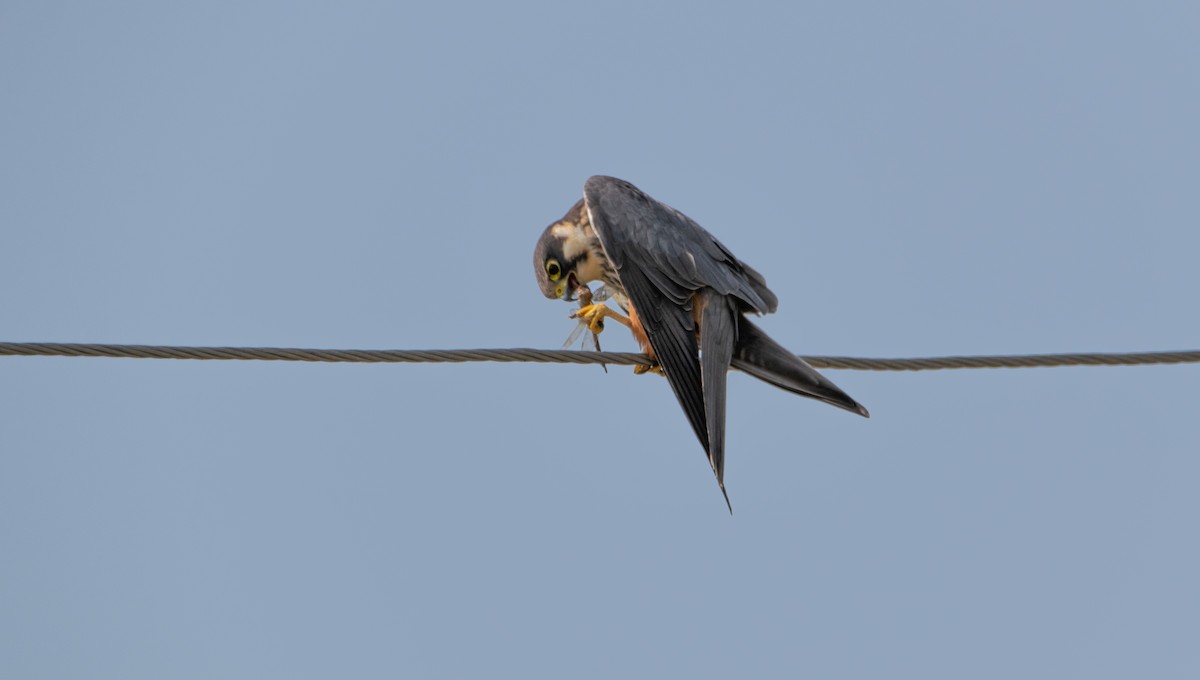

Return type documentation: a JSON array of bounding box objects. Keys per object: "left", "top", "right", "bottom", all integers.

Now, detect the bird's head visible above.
[{"left": 533, "top": 199, "right": 596, "bottom": 301}]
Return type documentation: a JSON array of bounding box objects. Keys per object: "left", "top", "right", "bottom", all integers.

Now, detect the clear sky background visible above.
[{"left": 2, "top": 2, "right": 1198, "bottom": 678}]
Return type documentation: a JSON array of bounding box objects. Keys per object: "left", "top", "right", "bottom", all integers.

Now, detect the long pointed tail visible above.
[
  {"left": 732, "top": 317, "right": 870, "bottom": 418},
  {"left": 700, "top": 291, "right": 738, "bottom": 514}
]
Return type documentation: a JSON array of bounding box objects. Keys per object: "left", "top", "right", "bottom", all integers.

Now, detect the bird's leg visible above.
[{"left": 570, "top": 303, "right": 631, "bottom": 335}]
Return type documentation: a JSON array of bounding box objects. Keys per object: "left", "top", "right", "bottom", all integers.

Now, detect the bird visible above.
[{"left": 533, "top": 176, "right": 868, "bottom": 511}]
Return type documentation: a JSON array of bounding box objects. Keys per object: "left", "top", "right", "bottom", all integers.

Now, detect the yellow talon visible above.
[
  {"left": 633, "top": 362, "right": 664, "bottom": 376},
  {"left": 570, "top": 303, "right": 609, "bottom": 335}
]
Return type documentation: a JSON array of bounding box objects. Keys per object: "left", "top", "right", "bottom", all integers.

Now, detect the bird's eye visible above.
[{"left": 545, "top": 260, "right": 562, "bottom": 280}]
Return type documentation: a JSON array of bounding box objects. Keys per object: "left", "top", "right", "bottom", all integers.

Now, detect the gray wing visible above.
[
  {"left": 585, "top": 176, "right": 778, "bottom": 316},
  {"left": 583, "top": 176, "right": 776, "bottom": 506}
]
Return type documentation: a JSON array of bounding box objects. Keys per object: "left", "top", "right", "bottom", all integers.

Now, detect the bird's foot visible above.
[
  {"left": 633, "top": 362, "right": 664, "bottom": 376},
  {"left": 570, "top": 303, "right": 606, "bottom": 334},
  {"left": 570, "top": 303, "right": 631, "bottom": 334}
]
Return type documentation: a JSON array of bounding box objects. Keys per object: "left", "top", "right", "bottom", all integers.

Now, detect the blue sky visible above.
[{"left": 2, "top": 2, "right": 1198, "bottom": 678}]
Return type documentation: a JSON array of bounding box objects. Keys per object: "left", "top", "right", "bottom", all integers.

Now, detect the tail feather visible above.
[
  {"left": 732, "top": 317, "right": 869, "bottom": 418},
  {"left": 700, "top": 291, "right": 738, "bottom": 514}
]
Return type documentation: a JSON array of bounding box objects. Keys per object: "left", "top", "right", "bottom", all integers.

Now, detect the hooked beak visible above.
[{"left": 561, "top": 272, "right": 579, "bottom": 301}]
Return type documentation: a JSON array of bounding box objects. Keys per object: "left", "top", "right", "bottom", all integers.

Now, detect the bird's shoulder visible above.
[{"left": 583, "top": 176, "right": 778, "bottom": 314}]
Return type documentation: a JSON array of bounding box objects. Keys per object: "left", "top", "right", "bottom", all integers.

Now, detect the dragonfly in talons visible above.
[{"left": 563, "top": 284, "right": 610, "bottom": 372}]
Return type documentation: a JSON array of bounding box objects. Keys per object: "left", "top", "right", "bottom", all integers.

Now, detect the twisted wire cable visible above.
[{"left": 2, "top": 342, "right": 1198, "bottom": 371}]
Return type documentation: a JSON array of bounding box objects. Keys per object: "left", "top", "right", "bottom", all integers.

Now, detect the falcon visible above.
[{"left": 533, "top": 176, "right": 868, "bottom": 511}]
